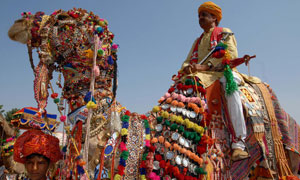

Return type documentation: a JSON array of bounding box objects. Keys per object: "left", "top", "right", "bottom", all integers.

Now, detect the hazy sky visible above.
[{"left": 1, "top": 0, "right": 299, "bottom": 123}]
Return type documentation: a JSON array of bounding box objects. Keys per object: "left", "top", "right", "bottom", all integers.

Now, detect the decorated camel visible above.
[{"left": 7, "top": 9, "right": 300, "bottom": 180}]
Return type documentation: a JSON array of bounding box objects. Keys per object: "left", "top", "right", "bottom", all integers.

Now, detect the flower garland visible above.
[{"left": 114, "top": 110, "right": 131, "bottom": 180}]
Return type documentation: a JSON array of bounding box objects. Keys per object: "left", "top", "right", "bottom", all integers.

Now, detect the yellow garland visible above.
[
  {"left": 177, "top": 116, "right": 184, "bottom": 124},
  {"left": 170, "top": 114, "right": 177, "bottom": 122},
  {"left": 159, "top": 111, "right": 205, "bottom": 135}
]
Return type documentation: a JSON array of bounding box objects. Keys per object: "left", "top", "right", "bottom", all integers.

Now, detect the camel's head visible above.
[
  {"left": 8, "top": 12, "right": 46, "bottom": 46},
  {"left": 8, "top": 9, "right": 119, "bottom": 112},
  {"left": 45, "top": 9, "right": 119, "bottom": 111}
]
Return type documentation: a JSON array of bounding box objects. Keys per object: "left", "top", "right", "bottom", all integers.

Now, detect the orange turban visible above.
[
  {"left": 14, "top": 129, "right": 62, "bottom": 164},
  {"left": 198, "top": 1, "right": 222, "bottom": 23}
]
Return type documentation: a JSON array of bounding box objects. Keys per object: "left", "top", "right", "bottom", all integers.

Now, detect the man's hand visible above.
[
  {"left": 211, "top": 63, "right": 224, "bottom": 72},
  {"left": 183, "top": 64, "right": 210, "bottom": 74}
]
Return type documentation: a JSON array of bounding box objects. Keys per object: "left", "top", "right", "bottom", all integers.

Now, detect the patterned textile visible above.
[
  {"left": 268, "top": 86, "right": 300, "bottom": 154},
  {"left": 238, "top": 83, "right": 265, "bottom": 133},
  {"left": 230, "top": 118, "right": 263, "bottom": 180},
  {"left": 14, "top": 129, "right": 62, "bottom": 164},
  {"left": 124, "top": 115, "right": 144, "bottom": 180}
]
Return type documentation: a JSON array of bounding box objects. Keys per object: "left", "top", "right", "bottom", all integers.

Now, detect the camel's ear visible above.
[{"left": 8, "top": 19, "right": 32, "bottom": 44}]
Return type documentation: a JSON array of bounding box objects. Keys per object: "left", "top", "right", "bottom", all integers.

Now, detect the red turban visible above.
[
  {"left": 14, "top": 129, "right": 62, "bottom": 164},
  {"left": 198, "top": 1, "right": 222, "bottom": 23}
]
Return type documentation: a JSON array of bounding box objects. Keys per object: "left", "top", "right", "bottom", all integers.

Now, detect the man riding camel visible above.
[{"left": 180, "top": 1, "right": 248, "bottom": 161}]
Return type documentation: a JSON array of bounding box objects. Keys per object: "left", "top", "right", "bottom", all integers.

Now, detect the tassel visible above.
[
  {"left": 223, "top": 64, "right": 237, "bottom": 95},
  {"left": 110, "top": 111, "right": 121, "bottom": 133}
]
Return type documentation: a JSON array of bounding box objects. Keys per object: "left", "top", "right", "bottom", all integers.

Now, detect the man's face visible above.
[
  {"left": 198, "top": 10, "right": 217, "bottom": 30},
  {"left": 25, "top": 156, "right": 50, "bottom": 180}
]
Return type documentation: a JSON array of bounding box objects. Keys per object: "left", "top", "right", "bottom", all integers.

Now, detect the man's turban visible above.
[
  {"left": 14, "top": 129, "right": 62, "bottom": 164},
  {"left": 198, "top": 1, "right": 222, "bottom": 23}
]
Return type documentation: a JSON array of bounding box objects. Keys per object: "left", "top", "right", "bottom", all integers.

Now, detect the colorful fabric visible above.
[
  {"left": 198, "top": 1, "right": 222, "bottom": 23},
  {"left": 12, "top": 107, "right": 57, "bottom": 131},
  {"left": 230, "top": 118, "right": 263, "bottom": 180},
  {"left": 268, "top": 86, "right": 300, "bottom": 154},
  {"left": 14, "top": 129, "right": 62, "bottom": 164}
]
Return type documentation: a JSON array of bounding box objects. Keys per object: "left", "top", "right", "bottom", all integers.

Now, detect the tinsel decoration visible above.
[{"left": 222, "top": 59, "right": 238, "bottom": 95}]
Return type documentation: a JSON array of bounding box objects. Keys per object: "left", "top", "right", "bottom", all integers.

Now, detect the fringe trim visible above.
[{"left": 256, "top": 83, "right": 293, "bottom": 178}]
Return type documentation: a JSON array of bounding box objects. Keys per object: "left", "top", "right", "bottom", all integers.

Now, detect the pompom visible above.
[
  {"left": 86, "top": 101, "right": 97, "bottom": 109},
  {"left": 54, "top": 98, "right": 60, "bottom": 104},
  {"left": 145, "top": 140, "right": 150, "bottom": 147},
  {"left": 60, "top": 115, "right": 67, "bottom": 122},
  {"left": 112, "top": 44, "right": 119, "bottom": 50},
  {"left": 149, "top": 145, "right": 156, "bottom": 152},
  {"left": 96, "top": 26, "right": 103, "bottom": 33},
  {"left": 171, "top": 93, "right": 178, "bottom": 99},
  {"left": 152, "top": 106, "right": 160, "bottom": 113},
  {"left": 125, "top": 110, "right": 131, "bottom": 116},
  {"left": 119, "top": 142, "right": 127, "bottom": 151},
  {"left": 117, "top": 165, "right": 125, "bottom": 176},
  {"left": 140, "top": 114, "right": 147, "bottom": 120},
  {"left": 176, "top": 83, "right": 183, "bottom": 90},
  {"left": 161, "top": 111, "right": 169, "bottom": 119},
  {"left": 119, "top": 158, "right": 126, "bottom": 166},
  {"left": 51, "top": 93, "right": 58, "bottom": 99},
  {"left": 159, "top": 160, "right": 166, "bottom": 168},
  {"left": 114, "top": 174, "right": 121, "bottom": 180},
  {"left": 93, "top": 66, "right": 100, "bottom": 76},
  {"left": 76, "top": 165, "right": 85, "bottom": 175},
  {"left": 121, "top": 128, "right": 128, "bottom": 136},
  {"left": 164, "top": 92, "right": 171, "bottom": 98},
  {"left": 148, "top": 172, "right": 156, "bottom": 179},
  {"left": 107, "top": 56, "right": 114, "bottom": 65},
  {"left": 97, "top": 49, "right": 104, "bottom": 56},
  {"left": 158, "top": 97, "right": 165, "bottom": 103},
  {"left": 168, "top": 87, "right": 175, "bottom": 93}
]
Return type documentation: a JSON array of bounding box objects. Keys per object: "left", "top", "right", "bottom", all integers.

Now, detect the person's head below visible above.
[
  {"left": 13, "top": 129, "right": 62, "bottom": 180},
  {"left": 198, "top": 1, "right": 222, "bottom": 32},
  {"left": 24, "top": 153, "right": 51, "bottom": 180}
]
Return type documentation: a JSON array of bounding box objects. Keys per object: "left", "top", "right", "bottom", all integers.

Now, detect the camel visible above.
[{"left": 7, "top": 9, "right": 300, "bottom": 180}]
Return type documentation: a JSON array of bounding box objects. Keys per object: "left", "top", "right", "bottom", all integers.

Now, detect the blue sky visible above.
[{"left": 0, "top": 0, "right": 300, "bottom": 123}]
